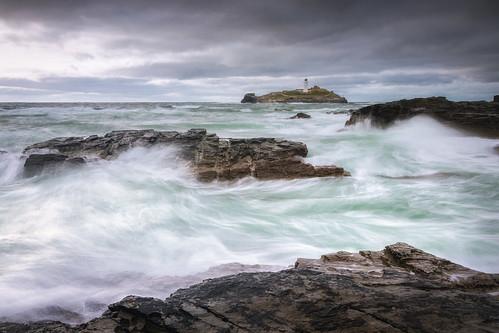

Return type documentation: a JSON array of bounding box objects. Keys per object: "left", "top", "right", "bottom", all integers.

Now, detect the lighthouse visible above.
[{"left": 303, "top": 78, "right": 309, "bottom": 93}]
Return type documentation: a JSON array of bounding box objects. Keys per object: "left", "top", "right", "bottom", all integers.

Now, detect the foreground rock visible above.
[
  {"left": 345, "top": 96, "right": 499, "bottom": 136},
  {"left": 242, "top": 85, "right": 348, "bottom": 103},
  {"left": 2, "top": 243, "right": 498, "bottom": 332},
  {"left": 22, "top": 129, "right": 349, "bottom": 180}
]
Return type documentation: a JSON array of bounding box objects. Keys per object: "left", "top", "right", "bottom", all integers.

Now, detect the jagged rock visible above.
[
  {"left": 22, "top": 129, "right": 350, "bottom": 180},
  {"left": 242, "top": 86, "right": 348, "bottom": 103},
  {"left": 240, "top": 93, "right": 257, "bottom": 103},
  {"left": 345, "top": 97, "right": 499, "bottom": 136},
  {"left": 3, "top": 243, "right": 498, "bottom": 332},
  {"left": 290, "top": 112, "right": 311, "bottom": 119}
]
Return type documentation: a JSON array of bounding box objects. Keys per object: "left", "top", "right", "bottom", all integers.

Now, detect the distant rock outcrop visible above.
[
  {"left": 290, "top": 112, "right": 311, "bottom": 119},
  {"left": 345, "top": 96, "right": 499, "bottom": 136},
  {"left": 494, "top": 95, "right": 499, "bottom": 103},
  {"left": 241, "top": 85, "right": 348, "bottom": 103},
  {"left": 241, "top": 93, "right": 258, "bottom": 103},
  {"left": 22, "top": 129, "right": 350, "bottom": 181},
  {"left": 2, "top": 243, "right": 498, "bottom": 332}
]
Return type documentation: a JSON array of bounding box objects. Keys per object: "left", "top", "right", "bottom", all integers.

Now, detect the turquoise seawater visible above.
[{"left": 0, "top": 102, "right": 498, "bottom": 319}]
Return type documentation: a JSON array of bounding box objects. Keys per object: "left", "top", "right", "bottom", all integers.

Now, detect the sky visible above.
[{"left": 0, "top": 0, "right": 498, "bottom": 102}]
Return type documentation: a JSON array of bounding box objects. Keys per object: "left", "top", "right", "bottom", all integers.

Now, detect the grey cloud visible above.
[{"left": 0, "top": 0, "right": 498, "bottom": 101}]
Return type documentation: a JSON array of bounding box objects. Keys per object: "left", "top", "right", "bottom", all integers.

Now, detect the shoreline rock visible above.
[
  {"left": 22, "top": 129, "right": 350, "bottom": 181},
  {"left": 2, "top": 243, "right": 498, "bottom": 332},
  {"left": 242, "top": 85, "right": 348, "bottom": 103},
  {"left": 345, "top": 96, "right": 499, "bottom": 137}
]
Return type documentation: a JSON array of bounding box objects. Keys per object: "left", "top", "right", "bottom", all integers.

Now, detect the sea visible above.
[{"left": 0, "top": 102, "right": 498, "bottom": 321}]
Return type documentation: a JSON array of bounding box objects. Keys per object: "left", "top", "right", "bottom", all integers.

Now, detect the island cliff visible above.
[{"left": 241, "top": 85, "right": 347, "bottom": 103}]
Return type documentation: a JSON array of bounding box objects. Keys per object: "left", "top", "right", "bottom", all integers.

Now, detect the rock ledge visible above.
[
  {"left": 22, "top": 129, "right": 350, "bottom": 181},
  {"left": 345, "top": 96, "right": 499, "bottom": 136},
  {"left": 2, "top": 243, "right": 498, "bottom": 332}
]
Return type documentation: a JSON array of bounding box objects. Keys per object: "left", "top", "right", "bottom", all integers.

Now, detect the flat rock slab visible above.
[
  {"left": 22, "top": 129, "right": 350, "bottom": 181},
  {"left": 3, "top": 243, "right": 498, "bottom": 332},
  {"left": 345, "top": 97, "right": 499, "bottom": 137}
]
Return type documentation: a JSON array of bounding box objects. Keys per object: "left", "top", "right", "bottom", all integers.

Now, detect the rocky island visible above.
[
  {"left": 345, "top": 96, "right": 499, "bottom": 136},
  {"left": 241, "top": 85, "right": 347, "bottom": 103},
  {"left": 22, "top": 129, "right": 350, "bottom": 181},
  {"left": 2, "top": 243, "right": 498, "bottom": 332}
]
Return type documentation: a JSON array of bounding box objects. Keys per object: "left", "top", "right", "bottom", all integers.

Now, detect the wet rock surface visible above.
[
  {"left": 345, "top": 97, "right": 499, "bottom": 136},
  {"left": 23, "top": 154, "right": 85, "bottom": 177},
  {"left": 22, "top": 129, "right": 349, "bottom": 180},
  {"left": 2, "top": 243, "right": 498, "bottom": 333}
]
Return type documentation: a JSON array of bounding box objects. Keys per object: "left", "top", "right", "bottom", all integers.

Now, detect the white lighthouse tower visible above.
[{"left": 303, "top": 78, "right": 309, "bottom": 93}]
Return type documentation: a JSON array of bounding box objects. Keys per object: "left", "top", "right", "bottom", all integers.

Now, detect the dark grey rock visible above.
[
  {"left": 345, "top": 97, "right": 499, "bottom": 137},
  {"left": 22, "top": 129, "right": 350, "bottom": 181},
  {"left": 3, "top": 243, "right": 498, "bottom": 332},
  {"left": 494, "top": 95, "right": 499, "bottom": 103},
  {"left": 241, "top": 93, "right": 257, "bottom": 103},
  {"left": 290, "top": 112, "right": 311, "bottom": 119}
]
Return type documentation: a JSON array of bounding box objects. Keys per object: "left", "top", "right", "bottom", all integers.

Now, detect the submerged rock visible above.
[
  {"left": 242, "top": 86, "right": 348, "bottom": 103},
  {"left": 3, "top": 243, "right": 498, "bottom": 332},
  {"left": 345, "top": 96, "right": 499, "bottom": 136},
  {"left": 290, "top": 112, "right": 311, "bottom": 119},
  {"left": 22, "top": 129, "right": 349, "bottom": 181}
]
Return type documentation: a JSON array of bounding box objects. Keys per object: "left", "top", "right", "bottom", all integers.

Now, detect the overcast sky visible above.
[{"left": 0, "top": 0, "right": 498, "bottom": 102}]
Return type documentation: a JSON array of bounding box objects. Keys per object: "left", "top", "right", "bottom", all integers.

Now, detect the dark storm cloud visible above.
[{"left": 0, "top": 0, "right": 498, "bottom": 101}]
